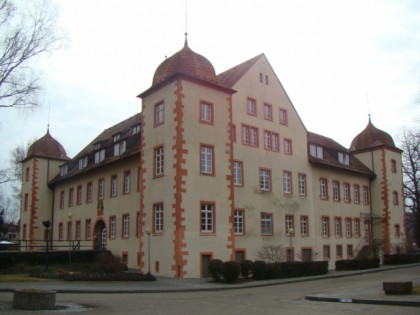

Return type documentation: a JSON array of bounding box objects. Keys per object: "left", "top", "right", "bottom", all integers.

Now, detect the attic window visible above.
[
  {"left": 60, "top": 164, "right": 68, "bottom": 176},
  {"left": 95, "top": 149, "right": 105, "bottom": 163},
  {"left": 309, "top": 144, "right": 323, "bottom": 159},
  {"left": 78, "top": 156, "right": 88, "bottom": 170},
  {"left": 132, "top": 124, "right": 140, "bottom": 134},
  {"left": 114, "top": 140, "right": 126, "bottom": 156},
  {"left": 113, "top": 134, "right": 121, "bottom": 143},
  {"left": 338, "top": 152, "right": 350, "bottom": 165},
  {"left": 94, "top": 142, "right": 101, "bottom": 150}
]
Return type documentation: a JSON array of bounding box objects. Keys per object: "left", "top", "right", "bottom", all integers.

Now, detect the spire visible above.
[{"left": 184, "top": 32, "right": 188, "bottom": 47}]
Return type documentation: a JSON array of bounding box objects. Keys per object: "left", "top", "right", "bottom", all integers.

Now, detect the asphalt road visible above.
[{"left": 0, "top": 266, "right": 419, "bottom": 314}]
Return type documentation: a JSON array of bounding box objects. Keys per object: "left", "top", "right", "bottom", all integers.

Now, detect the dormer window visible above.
[
  {"left": 94, "top": 142, "right": 101, "bottom": 151},
  {"left": 132, "top": 124, "right": 140, "bottom": 134},
  {"left": 78, "top": 156, "right": 88, "bottom": 170},
  {"left": 338, "top": 152, "right": 350, "bottom": 165},
  {"left": 95, "top": 149, "right": 105, "bottom": 163},
  {"left": 309, "top": 144, "right": 323, "bottom": 159},
  {"left": 113, "top": 134, "right": 120, "bottom": 143},
  {"left": 114, "top": 140, "right": 126, "bottom": 156},
  {"left": 60, "top": 164, "right": 68, "bottom": 176}
]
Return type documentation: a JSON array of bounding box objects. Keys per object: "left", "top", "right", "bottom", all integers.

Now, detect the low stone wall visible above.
[
  {"left": 383, "top": 281, "right": 413, "bottom": 295},
  {"left": 13, "top": 289, "right": 56, "bottom": 310}
]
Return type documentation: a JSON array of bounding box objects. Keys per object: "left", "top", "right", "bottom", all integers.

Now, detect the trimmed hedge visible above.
[
  {"left": 268, "top": 261, "right": 328, "bottom": 279},
  {"left": 384, "top": 254, "right": 420, "bottom": 265},
  {"left": 208, "top": 259, "right": 223, "bottom": 281},
  {"left": 252, "top": 260, "right": 269, "bottom": 280},
  {"left": 240, "top": 260, "right": 253, "bottom": 278},
  {"left": 335, "top": 259, "right": 380, "bottom": 271},
  {"left": 221, "top": 261, "right": 240, "bottom": 283}
]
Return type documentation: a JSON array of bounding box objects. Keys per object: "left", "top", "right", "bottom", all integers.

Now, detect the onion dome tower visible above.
[
  {"left": 350, "top": 116, "right": 396, "bottom": 152},
  {"left": 26, "top": 128, "right": 69, "bottom": 160}
]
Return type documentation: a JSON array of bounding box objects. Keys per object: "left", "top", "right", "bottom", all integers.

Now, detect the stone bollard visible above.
[
  {"left": 13, "top": 289, "right": 57, "bottom": 310},
  {"left": 383, "top": 281, "right": 413, "bottom": 295}
]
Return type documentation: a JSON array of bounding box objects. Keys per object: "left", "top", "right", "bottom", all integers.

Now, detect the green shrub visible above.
[
  {"left": 221, "top": 261, "right": 240, "bottom": 283},
  {"left": 240, "top": 260, "right": 253, "bottom": 278},
  {"left": 252, "top": 260, "right": 268, "bottom": 280},
  {"left": 208, "top": 259, "right": 223, "bottom": 281}
]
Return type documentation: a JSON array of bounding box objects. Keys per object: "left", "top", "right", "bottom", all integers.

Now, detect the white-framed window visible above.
[
  {"left": 234, "top": 209, "right": 244, "bottom": 235},
  {"left": 114, "top": 140, "right": 126, "bottom": 156},
  {"left": 353, "top": 185, "right": 360, "bottom": 204},
  {"left": 98, "top": 178, "right": 105, "bottom": 200},
  {"left": 263, "top": 103, "right": 273, "bottom": 121},
  {"left": 300, "top": 216, "right": 308, "bottom": 236},
  {"left": 155, "top": 102, "right": 164, "bottom": 126},
  {"left": 113, "top": 134, "right": 120, "bottom": 142},
  {"left": 298, "top": 173, "right": 306, "bottom": 196},
  {"left": 344, "top": 183, "right": 350, "bottom": 202},
  {"left": 78, "top": 156, "right": 88, "bottom": 170},
  {"left": 86, "top": 182, "right": 93, "bottom": 203},
  {"left": 60, "top": 191, "right": 65, "bottom": 209},
  {"left": 154, "top": 146, "right": 164, "bottom": 177},
  {"left": 347, "top": 245, "right": 353, "bottom": 258},
  {"left": 122, "top": 214, "right": 130, "bottom": 238},
  {"left": 261, "top": 213, "right": 273, "bottom": 236},
  {"left": 200, "top": 145, "right": 214, "bottom": 175},
  {"left": 201, "top": 203, "right": 214, "bottom": 233},
  {"left": 109, "top": 216, "right": 116, "bottom": 239},
  {"left": 259, "top": 169, "right": 271, "bottom": 191},
  {"left": 247, "top": 98, "right": 256, "bottom": 116},
  {"left": 336, "top": 245, "right": 343, "bottom": 258},
  {"left": 242, "top": 125, "right": 258, "bottom": 147},
  {"left": 124, "top": 171, "right": 131, "bottom": 194},
  {"left": 362, "top": 186, "right": 369, "bottom": 205},
  {"left": 200, "top": 102, "right": 213, "bottom": 124},
  {"left": 285, "top": 215, "right": 294, "bottom": 235},
  {"left": 283, "top": 171, "right": 292, "bottom": 194},
  {"left": 338, "top": 152, "right": 350, "bottom": 165},
  {"left": 320, "top": 178, "right": 328, "bottom": 200},
  {"left": 233, "top": 161, "right": 243, "bottom": 186},
  {"left": 68, "top": 188, "right": 74, "bottom": 207},
  {"left": 85, "top": 219, "right": 91, "bottom": 240},
  {"left": 77, "top": 185, "right": 82, "bottom": 205},
  {"left": 132, "top": 124, "right": 140, "bottom": 134},
  {"left": 279, "top": 108, "right": 288, "bottom": 125},
  {"left": 284, "top": 139, "right": 292, "bottom": 155},
  {"left": 354, "top": 218, "right": 360, "bottom": 237},
  {"left": 322, "top": 216, "right": 330, "bottom": 237},
  {"left": 392, "top": 191, "right": 399, "bottom": 205},
  {"left": 333, "top": 181, "right": 340, "bottom": 201},
  {"left": 154, "top": 203, "right": 163, "bottom": 233},
  {"left": 111, "top": 175, "right": 117, "bottom": 197},
  {"left": 345, "top": 218, "right": 352, "bottom": 237},
  {"left": 60, "top": 164, "right": 68, "bottom": 176},
  {"left": 94, "top": 149, "right": 105, "bottom": 163},
  {"left": 264, "top": 131, "right": 279, "bottom": 152},
  {"left": 309, "top": 144, "right": 323, "bottom": 159},
  {"left": 335, "top": 217, "right": 342, "bottom": 237},
  {"left": 75, "top": 221, "right": 81, "bottom": 240}
]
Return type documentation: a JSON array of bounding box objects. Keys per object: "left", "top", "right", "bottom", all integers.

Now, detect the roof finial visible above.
[{"left": 184, "top": 0, "right": 188, "bottom": 47}]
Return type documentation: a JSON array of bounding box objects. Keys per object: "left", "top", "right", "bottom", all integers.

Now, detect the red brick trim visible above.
[
  {"left": 29, "top": 158, "right": 39, "bottom": 250},
  {"left": 138, "top": 103, "right": 147, "bottom": 273},
  {"left": 380, "top": 148, "right": 391, "bottom": 254},
  {"left": 172, "top": 79, "right": 188, "bottom": 278}
]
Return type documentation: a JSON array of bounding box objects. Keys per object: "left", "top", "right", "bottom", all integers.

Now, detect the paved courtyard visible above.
[{"left": 0, "top": 265, "right": 419, "bottom": 314}]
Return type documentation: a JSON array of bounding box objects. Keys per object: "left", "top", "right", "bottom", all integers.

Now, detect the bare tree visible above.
[
  {"left": 400, "top": 129, "right": 420, "bottom": 247},
  {"left": 0, "top": 143, "right": 26, "bottom": 184},
  {"left": 0, "top": 0, "right": 65, "bottom": 109},
  {"left": 256, "top": 244, "right": 285, "bottom": 263}
]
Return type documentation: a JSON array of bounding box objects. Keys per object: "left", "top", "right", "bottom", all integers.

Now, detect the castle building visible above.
[{"left": 19, "top": 39, "right": 406, "bottom": 278}]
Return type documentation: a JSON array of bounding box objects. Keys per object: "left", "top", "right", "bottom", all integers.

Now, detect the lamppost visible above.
[
  {"left": 288, "top": 228, "right": 294, "bottom": 262},
  {"left": 145, "top": 227, "right": 151, "bottom": 275},
  {"left": 42, "top": 220, "right": 51, "bottom": 271},
  {"left": 67, "top": 212, "right": 72, "bottom": 266}
]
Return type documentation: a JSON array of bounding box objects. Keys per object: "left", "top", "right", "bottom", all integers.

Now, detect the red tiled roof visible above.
[
  {"left": 152, "top": 39, "right": 217, "bottom": 86},
  {"left": 350, "top": 118, "right": 396, "bottom": 152},
  {"left": 217, "top": 54, "right": 263, "bottom": 88},
  {"left": 308, "top": 131, "right": 374, "bottom": 177},
  {"left": 26, "top": 130, "right": 69, "bottom": 161}
]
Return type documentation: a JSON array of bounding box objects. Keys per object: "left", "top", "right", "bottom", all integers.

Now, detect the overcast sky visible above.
[{"left": 1, "top": 0, "right": 419, "bottom": 164}]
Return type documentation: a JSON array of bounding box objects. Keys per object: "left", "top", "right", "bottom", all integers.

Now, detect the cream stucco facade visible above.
[{"left": 19, "top": 41, "right": 406, "bottom": 278}]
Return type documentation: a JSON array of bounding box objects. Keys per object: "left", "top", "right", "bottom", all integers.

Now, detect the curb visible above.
[{"left": 305, "top": 295, "right": 420, "bottom": 308}]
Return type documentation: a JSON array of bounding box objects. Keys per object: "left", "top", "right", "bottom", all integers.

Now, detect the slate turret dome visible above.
[
  {"left": 152, "top": 37, "right": 217, "bottom": 86},
  {"left": 350, "top": 118, "right": 396, "bottom": 152},
  {"left": 27, "top": 129, "right": 69, "bottom": 160}
]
